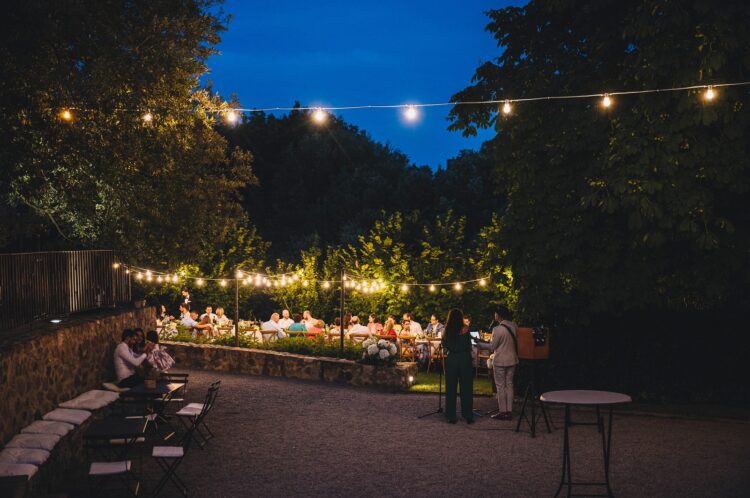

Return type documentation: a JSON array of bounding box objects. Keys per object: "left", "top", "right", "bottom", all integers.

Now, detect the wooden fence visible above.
[{"left": 0, "top": 250, "right": 130, "bottom": 331}]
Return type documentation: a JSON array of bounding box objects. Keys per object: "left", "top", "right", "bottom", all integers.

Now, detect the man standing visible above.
[
  {"left": 181, "top": 287, "right": 191, "bottom": 308},
  {"left": 115, "top": 329, "right": 152, "bottom": 387},
  {"left": 278, "top": 309, "right": 294, "bottom": 329},
  {"left": 477, "top": 306, "right": 519, "bottom": 420}
]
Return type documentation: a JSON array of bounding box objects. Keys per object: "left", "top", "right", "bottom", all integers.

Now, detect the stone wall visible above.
[
  {"left": 163, "top": 341, "right": 418, "bottom": 391},
  {"left": 0, "top": 307, "right": 156, "bottom": 445}
]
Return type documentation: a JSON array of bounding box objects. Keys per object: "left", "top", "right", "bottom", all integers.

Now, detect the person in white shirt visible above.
[
  {"left": 278, "top": 309, "right": 294, "bottom": 330},
  {"left": 348, "top": 316, "right": 370, "bottom": 335},
  {"left": 261, "top": 312, "right": 286, "bottom": 339},
  {"left": 115, "top": 329, "right": 152, "bottom": 387},
  {"left": 302, "top": 310, "right": 317, "bottom": 331},
  {"left": 200, "top": 305, "right": 218, "bottom": 323},
  {"left": 403, "top": 312, "right": 423, "bottom": 336},
  {"left": 181, "top": 305, "right": 198, "bottom": 328},
  {"left": 215, "top": 307, "right": 230, "bottom": 326}
]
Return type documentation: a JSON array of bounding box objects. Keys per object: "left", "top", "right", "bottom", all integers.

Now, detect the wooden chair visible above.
[
  {"left": 285, "top": 330, "right": 308, "bottom": 339},
  {"left": 348, "top": 332, "right": 371, "bottom": 343},
  {"left": 259, "top": 330, "right": 278, "bottom": 344},
  {"left": 398, "top": 334, "right": 417, "bottom": 361},
  {"left": 428, "top": 339, "right": 446, "bottom": 372}
]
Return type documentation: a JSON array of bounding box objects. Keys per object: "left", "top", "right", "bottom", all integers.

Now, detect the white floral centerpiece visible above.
[
  {"left": 361, "top": 338, "right": 398, "bottom": 366},
  {"left": 160, "top": 321, "right": 179, "bottom": 340}
]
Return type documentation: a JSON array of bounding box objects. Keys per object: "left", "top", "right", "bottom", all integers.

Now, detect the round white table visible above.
[{"left": 541, "top": 390, "right": 632, "bottom": 498}]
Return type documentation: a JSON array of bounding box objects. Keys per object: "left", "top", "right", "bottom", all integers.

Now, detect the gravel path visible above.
[{"left": 133, "top": 369, "right": 749, "bottom": 498}]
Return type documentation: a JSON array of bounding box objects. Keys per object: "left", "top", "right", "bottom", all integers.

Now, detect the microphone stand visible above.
[{"left": 418, "top": 344, "right": 444, "bottom": 419}]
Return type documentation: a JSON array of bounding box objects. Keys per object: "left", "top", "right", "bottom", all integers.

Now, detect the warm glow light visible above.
[
  {"left": 136, "top": 273, "right": 143, "bottom": 280},
  {"left": 704, "top": 86, "right": 715, "bottom": 101},
  {"left": 254, "top": 279, "right": 262, "bottom": 287},
  {"left": 157, "top": 275, "right": 163, "bottom": 283},
  {"left": 454, "top": 282, "right": 463, "bottom": 291},
  {"left": 302, "top": 280, "right": 309, "bottom": 287},
  {"left": 59, "top": 109, "right": 73, "bottom": 121},
  {"left": 429, "top": 284, "right": 436, "bottom": 292},
  {"left": 225, "top": 110, "right": 239, "bottom": 125},
  {"left": 146, "top": 274, "right": 153, "bottom": 282},
  {"left": 401, "top": 284, "right": 409, "bottom": 292},
  {"left": 404, "top": 105, "right": 418, "bottom": 121},
  {"left": 125, "top": 269, "right": 130, "bottom": 274},
  {"left": 265, "top": 280, "right": 272, "bottom": 287},
  {"left": 479, "top": 278, "right": 487, "bottom": 287},
  {"left": 601, "top": 94, "right": 612, "bottom": 108},
  {"left": 323, "top": 281, "right": 331, "bottom": 289},
  {"left": 236, "top": 270, "right": 243, "bottom": 279},
  {"left": 220, "top": 279, "right": 227, "bottom": 287},
  {"left": 502, "top": 100, "right": 512, "bottom": 115},
  {"left": 408, "top": 375, "right": 414, "bottom": 383},
  {"left": 312, "top": 108, "right": 327, "bottom": 124},
  {"left": 112, "top": 262, "right": 120, "bottom": 269},
  {"left": 196, "top": 278, "right": 204, "bottom": 286},
  {"left": 142, "top": 112, "right": 153, "bottom": 123},
  {"left": 172, "top": 275, "right": 178, "bottom": 283}
]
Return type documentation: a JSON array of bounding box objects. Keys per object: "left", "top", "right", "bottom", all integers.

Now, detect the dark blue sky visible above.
[{"left": 205, "top": 0, "right": 522, "bottom": 170}]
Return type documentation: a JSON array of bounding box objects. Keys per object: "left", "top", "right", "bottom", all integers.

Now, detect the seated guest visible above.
[
  {"left": 307, "top": 319, "right": 325, "bottom": 338},
  {"left": 196, "top": 311, "right": 215, "bottom": 337},
  {"left": 179, "top": 304, "right": 193, "bottom": 326},
  {"left": 302, "top": 310, "right": 318, "bottom": 331},
  {"left": 115, "top": 329, "right": 152, "bottom": 387},
  {"left": 403, "top": 312, "right": 423, "bottom": 336},
  {"left": 328, "top": 317, "right": 342, "bottom": 335},
  {"left": 200, "top": 306, "right": 217, "bottom": 324},
  {"left": 215, "top": 307, "right": 230, "bottom": 326},
  {"left": 287, "top": 313, "right": 308, "bottom": 334},
  {"left": 348, "top": 316, "right": 370, "bottom": 335},
  {"left": 261, "top": 312, "right": 287, "bottom": 339},
  {"left": 132, "top": 328, "right": 146, "bottom": 354},
  {"left": 278, "top": 309, "right": 294, "bottom": 330},
  {"left": 157, "top": 305, "right": 172, "bottom": 323},
  {"left": 425, "top": 314, "right": 445, "bottom": 338},
  {"left": 146, "top": 330, "right": 175, "bottom": 371},
  {"left": 400, "top": 319, "right": 412, "bottom": 335},
  {"left": 367, "top": 314, "right": 383, "bottom": 334},
  {"left": 382, "top": 317, "right": 398, "bottom": 339}
]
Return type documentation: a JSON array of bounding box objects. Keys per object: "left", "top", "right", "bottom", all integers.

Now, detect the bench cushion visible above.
[
  {"left": 21, "top": 420, "right": 74, "bottom": 437},
  {"left": 0, "top": 463, "right": 38, "bottom": 478},
  {"left": 43, "top": 408, "right": 91, "bottom": 426},
  {"left": 5, "top": 434, "right": 59, "bottom": 451},
  {"left": 60, "top": 390, "right": 119, "bottom": 410},
  {"left": 0, "top": 448, "right": 50, "bottom": 465}
]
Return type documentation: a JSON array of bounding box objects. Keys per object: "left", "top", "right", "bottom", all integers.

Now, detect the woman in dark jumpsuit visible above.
[{"left": 442, "top": 308, "right": 474, "bottom": 424}]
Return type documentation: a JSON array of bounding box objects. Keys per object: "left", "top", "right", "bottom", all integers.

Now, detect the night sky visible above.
[{"left": 206, "top": 0, "right": 523, "bottom": 170}]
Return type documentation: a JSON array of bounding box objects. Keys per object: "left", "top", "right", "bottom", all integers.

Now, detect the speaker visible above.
[{"left": 517, "top": 327, "right": 549, "bottom": 360}]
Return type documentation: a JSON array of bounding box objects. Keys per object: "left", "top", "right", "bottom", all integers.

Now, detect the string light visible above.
[
  {"left": 453, "top": 282, "right": 463, "bottom": 291},
  {"left": 142, "top": 112, "right": 153, "bottom": 123},
  {"left": 220, "top": 279, "right": 227, "bottom": 287},
  {"left": 704, "top": 85, "right": 716, "bottom": 101},
  {"left": 112, "top": 262, "right": 120, "bottom": 269},
  {"left": 429, "top": 284, "right": 436, "bottom": 293},
  {"left": 323, "top": 281, "right": 331, "bottom": 289},
  {"left": 172, "top": 275, "right": 178, "bottom": 283},
  {"left": 196, "top": 278, "right": 204, "bottom": 286},
  {"left": 601, "top": 94, "right": 612, "bottom": 108},
  {"left": 125, "top": 269, "right": 130, "bottom": 274},
  {"left": 146, "top": 274, "right": 153, "bottom": 282},
  {"left": 479, "top": 278, "right": 487, "bottom": 287},
  {"left": 59, "top": 109, "right": 73, "bottom": 122},
  {"left": 236, "top": 270, "right": 243, "bottom": 279},
  {"left": 302, "top": 280, "right": 309, "bottom": 287},
  {"left": 312, "top": 108, "right": 327, "bottom": 124},
  {"left": 225, "top": 110, "right": 238, "bottom": 125},
  {"left": 157, "top": 275, "right": 163, "bottom": 283},
  {"left": 403, "top": 105, "right": 419, "bottom": 121},
  {"left": 136, "top": 273, "right": 143, "bottom": 280},
  {"left": 401, "top": 284, "right": 409, "bottom": 292},
  {"left": 502, "top": 100, "right": 512, "bottom": 115}
]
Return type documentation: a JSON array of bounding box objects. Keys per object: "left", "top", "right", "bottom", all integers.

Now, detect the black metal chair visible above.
[
  {"left": 151, "top": 417, "right": 199, "bottom": 496},
  {"left": 175, "top": 381, "right": 220, "bottom": 448}
]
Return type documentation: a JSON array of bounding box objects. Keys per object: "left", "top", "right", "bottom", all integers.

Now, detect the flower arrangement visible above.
[
  {"left": 361, "top": 338, "right": 398, "bottom": 366},
  {"left": 160, "top": 321, "right": 179, "bottom": 340}
]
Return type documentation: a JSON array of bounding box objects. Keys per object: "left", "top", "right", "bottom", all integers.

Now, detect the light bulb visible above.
[
  {"left": 220, "top": 279, "right": 227, "bottom": 287},
  {"left": 479, "top": 278, "right": 487, "bottom": 287},
  {"left": 254, "top": 279, "right": 262, "bottom": 287},
  {"left": 236, "top": 271, "right": 243, "bottom": 279},
  {"left": 302, "top": 280, "right": 309, "bottom": 287},
  {"left": 125, "top": 269, "right": 130, "bottom": 274},
  {"left": 136, "top": 273, "right": 143, "bottom": 280},
  {"left": 59, "top": 109, "right": 73, "bottom": 122},
  {"left": 142, "top": 112, "right": 153, "bottom": 123},
  {"left": 454, "top": 282, "right": 463, "bottom": 291},
  {"left": 146, "top": 274, "right": 153, "bottom": 282},
  {"left": 404, "top": 105, "right": 418, "bottom": 121},
  {"left": 197, "top": 278, "right": 204, "bottom": 286},
  {"left": 172, "top": 275, "right": 178, "bottom": 283},
  {"left": 323, "top": 281, "right": 331, "bottom": 289},
  {"left": 401, "top": 284, "right": 409, "bottom": 292},
  {"left": 157, "top": 275, "right": 163, "bottom": 283},
  {"left": 502, "top": 100, "right": 512, "bottom": 115},
  {"left": 112, "top": 263, "right": 120, "bottom": 269},
  {"left": 704, "top": 86, "right": 715, "bottom": 101},
  {"left": 225, "top": 110, "right": 238, "bottom": 125},
  {"left": 601, "top": 94, "right": 612, "bottom": 108},
  {"left": 429, "top": 284, "right": 436, "bottom": 292},
  {"left": 312, "top": 108, "right": 327, "bottom": 124}
]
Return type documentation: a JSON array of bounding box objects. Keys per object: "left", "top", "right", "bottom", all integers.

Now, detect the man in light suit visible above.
[{"left": 477, "top": 306, "right": 518, "bottom": 420}]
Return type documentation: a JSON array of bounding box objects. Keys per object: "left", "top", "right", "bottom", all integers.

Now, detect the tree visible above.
[
  {"left": 449, "top": 0, "right": 750, "bottom": 323},
  {"left": 0, "top": 0, "right": 255, "bottom": 266}
]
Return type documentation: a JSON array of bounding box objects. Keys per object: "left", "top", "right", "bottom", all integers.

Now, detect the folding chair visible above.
[
  {"left": 151, "top": 421, "right": 198, "bottom": 496},
  {"left": 175, "top": 381, "right": 220, "bottom": 449},
  {"left": 160, "top": 372, "right": 190, "bottom": 410}
]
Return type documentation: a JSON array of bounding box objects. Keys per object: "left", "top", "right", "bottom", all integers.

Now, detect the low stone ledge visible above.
[{"left": 163, "top": 341, "right": 417, "bottom": 391}]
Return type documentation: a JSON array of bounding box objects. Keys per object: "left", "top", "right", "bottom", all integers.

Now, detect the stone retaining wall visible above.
[
  {"left": 0, "top": 307, "right": 156, "bottom": 445},
  {"left": 163, "top": 341, "right": 418, "bottom": 391}
]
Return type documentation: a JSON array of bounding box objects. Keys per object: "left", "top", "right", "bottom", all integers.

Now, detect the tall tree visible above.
[
  {"left": 449, "top": 0, "right": 750, "bottom": 323},
  {"left": 0, "top": 0, "right": 255, "bottom": 266}
]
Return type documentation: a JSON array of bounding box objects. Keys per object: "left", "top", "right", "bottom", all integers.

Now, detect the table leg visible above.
[
  {"left": 554, "top": 405, "right": 572, "bottom": 497},
  {"left": 601, "top": 407, "right": 614, "bottom": 497}
]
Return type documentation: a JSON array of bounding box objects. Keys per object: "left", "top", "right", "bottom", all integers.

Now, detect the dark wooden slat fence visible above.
[{"left": 0, "top": 250, "right": 130, "bottom": 331}]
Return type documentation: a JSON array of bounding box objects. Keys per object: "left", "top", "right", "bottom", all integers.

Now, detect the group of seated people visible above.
[{"left": 159, "top": 303, "right": 231, "bottom": 338}]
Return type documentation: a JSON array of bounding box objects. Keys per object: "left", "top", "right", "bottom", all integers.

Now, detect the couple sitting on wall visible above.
[{"left": 114, "top": 328, "right": 174, "bottom": 387}]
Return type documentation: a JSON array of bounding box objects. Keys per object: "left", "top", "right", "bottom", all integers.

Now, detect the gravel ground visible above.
[{"left": 100, "top": 369, "right": 750, "bottom": 498}]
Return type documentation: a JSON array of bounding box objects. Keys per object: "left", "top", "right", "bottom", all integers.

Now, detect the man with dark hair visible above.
[
  {"left": 425, "top": 314, "right": 444, "bottom": 338},
  {"left": 402, "top": 312, "right": 423, "bottom": 336},
  {"left": 115, "top": 328, "right": 152, "bottom": 387},
  {"left": 181, "top": 287, "right": 191, "bottom": 307}
]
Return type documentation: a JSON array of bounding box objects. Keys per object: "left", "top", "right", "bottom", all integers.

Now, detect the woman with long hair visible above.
[{"left": 441, "top": 308, "right": 474, "bottom": 424}]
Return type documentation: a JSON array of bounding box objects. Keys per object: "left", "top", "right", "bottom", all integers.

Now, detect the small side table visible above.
[{"left": 541, "top": 390, "right": 632, "bottom": 497}]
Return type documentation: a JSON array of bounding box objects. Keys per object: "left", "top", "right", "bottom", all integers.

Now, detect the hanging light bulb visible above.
[
  {"left": 704, "top": 85, "right": 716, "bottom": 101},
  {"left": 172, "top": 275, "right": 179, "bottom": 283},
  {"left": 225, "top": 110, "right": 239, "bottom": 125},
  {"left": 502, "top": 100, "right": 512, "bottom": 115},
  {"left": 323, "top": 281, "right": 331, "bottom": 289},
  {"left": 401, "top": 284, "right": 409, "bottom": 292},
  {"left": 125, "top": 269, "right": 130, "bottom": 274},
  {"left": 59, "top": 109, "right": 73, "bottom": 122},
  {"left": 601, "top": 94, "right": 612, "bottom": 108},
  {"left": 254, "top": 278, "right": 262, "bottom": 287},
  {"left": 196, "top": 278, "right": 204, "bottom": 286},
  {"left": 312, "top": 108, "right": 327, "bottom": 124},
  {"left": 454, "top": 282, "right": 463, "bottom": 291},
  {"left": 403, "top": 105, "right": 419, "bottom": 121},
  {"left": 112, "top": 262, "right": 120, "bottom": 269},
  {"left": 136, "top": 273, "right": 143, "bottom": 280},
  {"left": 146, "top": 274, "right": 153, "bottom": 282},
  {"left": 220, "top": 279, "right": 227, "bottom": 287},
  {"left": 265, "top": 280, "right": 272, "bottom": 287},
  {"left": 157, "top": 275, "right": 163, "bottom": 283},
  {"left": 236, "top": 270, "right": 243, "bottom": 279},
  {"left": 302, "top": 280, "right": 309, "bottom": 287},
  {"left": 428, "top": 284, "right": 436, "bottom": 293},
  {"left": 142, "top": 112, "right": 153, "bottom": 123},
  {"left": 479, "top": 278, "right": 487, "bottom": 287}
]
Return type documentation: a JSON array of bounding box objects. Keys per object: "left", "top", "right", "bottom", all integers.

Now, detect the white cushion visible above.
[
  {"left": 43, "top": 408, "right": 91, "bottom": 426},
  {"left": 185, "top": 403, "right": 204, "bottom": 410},
  {"left": 108, "top": 437, "right": 145, "bottom": 445},
  {"left": 60, "top": 390, "right": 119, "bottom": 410},
  {"left": 89, "top": 461, "right": 130, "bottom": 475},
  {"left": 102, "top": 382, "right": 130, "bottom": 393},
  {"left": 21, "top": 420, "right": 74, "bottom": 437},
  {"left": 5, "top": 434, "right": 60, "bottom": 451},
  {"left": 0, "top": 448, "right": 50, "bottom": 465},
  {"left": 152, "top": 446, "right": 184, "bottom": 458},
  {"left": 176, "top": 406, "right": 201, "bottom": 416},
  {"left": 0, "top": 463, "right": 38, "bottom": 478}
]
